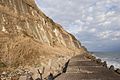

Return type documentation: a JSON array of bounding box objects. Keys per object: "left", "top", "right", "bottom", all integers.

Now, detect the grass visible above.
[{"left": 0, "top": 61, "right": 6, "bottom": 68}]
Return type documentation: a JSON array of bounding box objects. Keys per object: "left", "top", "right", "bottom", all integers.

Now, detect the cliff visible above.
[{"left": 0, "top": 0, "right": 87, "bottom": 73}]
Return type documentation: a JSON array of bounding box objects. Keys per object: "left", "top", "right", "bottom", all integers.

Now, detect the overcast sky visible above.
[{"left": 36, "top": 0, "right": 120, "bottom": 52}]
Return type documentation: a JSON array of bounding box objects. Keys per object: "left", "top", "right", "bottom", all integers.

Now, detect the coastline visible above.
[
  {"left": 0, "top": 52, "right": 120, "bottom": 80},
  {"left": 87, "top": 52, "right": 120, "bottom": 75},
  {"left": 91, "top": 52, "right": 120, "bottom": 69},
  {"left": 55, "top": 53, "right": 120, "bottom": 80}
]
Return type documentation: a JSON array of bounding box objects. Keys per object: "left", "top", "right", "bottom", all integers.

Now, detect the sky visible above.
[{"left": 35, "top": 0, "right": 120, "bottom": 52}]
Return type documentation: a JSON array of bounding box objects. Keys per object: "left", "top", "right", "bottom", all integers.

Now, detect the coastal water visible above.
[{"left": 92, "top": 52, "right": 120, "bottom": 69}]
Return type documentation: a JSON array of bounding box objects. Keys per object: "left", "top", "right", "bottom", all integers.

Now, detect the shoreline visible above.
[
  {"left": 87, "top": 52, "right": 120, "bottom": 75},
  {"left": 55, "top": 53, "right": 120, "bottom": 80},
  {"left": 91, "top": 52, "right": 120, "bottom": 69}
]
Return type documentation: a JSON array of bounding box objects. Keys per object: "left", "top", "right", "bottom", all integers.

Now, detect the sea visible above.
[{"left": 91, "top": 52, "right": 120, "bottom": 69}]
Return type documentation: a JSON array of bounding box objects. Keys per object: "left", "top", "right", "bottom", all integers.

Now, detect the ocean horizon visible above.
[{"left": 91, "top": 52, "right": 120, "bottom": 69}]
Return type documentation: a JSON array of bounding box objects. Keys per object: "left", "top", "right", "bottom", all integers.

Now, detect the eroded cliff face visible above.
[
  {"left": 0, "top": 0, "right": 87, "bottom": 72},
  {"left": 0, "top": 0, "right": 81, "bottom": 49}
]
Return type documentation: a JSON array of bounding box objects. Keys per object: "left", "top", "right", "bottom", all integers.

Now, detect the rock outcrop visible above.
[{"left": 0, "top": 0, "right": 87, "bottom": 74}]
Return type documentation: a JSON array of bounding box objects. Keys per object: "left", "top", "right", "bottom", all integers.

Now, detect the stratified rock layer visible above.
[
  {"left": 0, "top": 0, "right": 87, "bottom": 72},
  {"left": 0, "top": 0, "right": 81, "bottom": 48}
]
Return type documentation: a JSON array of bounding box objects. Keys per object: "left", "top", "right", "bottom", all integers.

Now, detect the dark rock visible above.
[
  {"left": 115, "top": 68, "right": 120, "bottom": 74},
  {"left": 84, "top": 53, "right": 96, "bottom": 61},
  {"left": 90, "top": 56, "right": 96, "bottom": 61},
  {"left": 62, "top": 60, "right": 70, "bottom": 73},
  {"left": 96, "top": 59, "right": 102, "bottom": 64},
  {"left": 109, "top": 65, "right": 114, "bottom": 71},
  {"left": 48, "top": 73, "right": 54, "bottom": 80},
  {"left": 102, "top": 61, "right": 107, "bottom": 68}
]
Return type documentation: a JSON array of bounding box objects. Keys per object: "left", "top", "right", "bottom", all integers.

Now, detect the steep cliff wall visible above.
[
  {"left": 0, "top": 0, "right": 87, "bottom": 70},
  {"left": 0, "top": 0, "right": 81, "bottom": 49}
]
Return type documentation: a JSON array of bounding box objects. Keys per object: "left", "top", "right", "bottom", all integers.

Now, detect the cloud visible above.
[
  {"left": 86, "top": 16, "right": 94, "bottom": 21},
  {"left": 89, "top": 28, "right": 96, "bottom": 33},
  {"left": 98, "top": 21, "right": 111, "bottom": 26},
  {"left": 97, "top": 31, "right": 112, "bottom": 39},
  {"left": 36, "top": 0, "right": 120, "bottom": 51}
]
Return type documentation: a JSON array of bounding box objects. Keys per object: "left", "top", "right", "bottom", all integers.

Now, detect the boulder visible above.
[
  {"left": 96, "top": 59, "right": 102, "bottom": 64},
  {"left": 115, "top": 68, "right": 120, "bottom": 74},
  {"left": 102, "top": 61, "right": 107, "bottom": 68},
  {"left": 90, "top": 56, "right": 96, "bottom": 61},
  {"left": 109, "top": 65, "right": 114, "bottom": 71}
]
